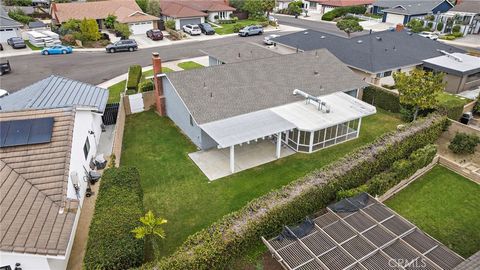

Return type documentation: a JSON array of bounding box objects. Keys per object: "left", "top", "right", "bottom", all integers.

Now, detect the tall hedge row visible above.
[
  {"left": 137, "top": 114, "right": 448, "bottom": 270},
  {"left": 437, "top": 98, "right": 465, "bottom": 121},
  {"left": 84, "top": 167, "right": 145, "bottom": 270},
  {"left": 322, "top": 6, "right": 367, "bottom": 21},
  {"left": 127, "top": 65, "right": 142, "bottom": 92},
  {"left": 362, "top": 86, "right": 401, "bottom": 113}
]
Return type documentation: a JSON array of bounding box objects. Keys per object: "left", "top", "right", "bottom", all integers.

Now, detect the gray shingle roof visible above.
[
  {"left": 382, "top": 1, "right": 448, "bottom": 15},
  {"left": 0, "top": 7, "right": 23, "bottom": 28},
  {"left": 0, "top": 75, "right": 109, "bottom": 113},
  {"left": 272, "top": 29, "right": 465, "bottom": 73},
  {"left": 374, "top": 0, "right": 447, "bottom": 10},
  {"left": 450, "top": 0, "right": 480, "bottom": 13},
  {"left": 454, "top": 250, "right": 480, "bottom": 270},
  {"left": 166, "top": 49, "right": 368, "bottom": 125},
  {"left": 201, "top": 42, "right": 281, "bottom": 64}
]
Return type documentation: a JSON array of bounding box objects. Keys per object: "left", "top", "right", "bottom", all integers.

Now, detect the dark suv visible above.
[
  {"left": 7, "top": 37, "right": 26, "bottom": 49},
  {"left": 106, "top": 39, "right": 138, "bottom": 53},
  {"left": 198, "top": 23, "right": 215, "bottom": 35},
  {"left": 146, "top": 29, "right": 164, "bottom": 40}
]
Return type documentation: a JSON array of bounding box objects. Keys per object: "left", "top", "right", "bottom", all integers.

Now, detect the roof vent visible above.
[
  {"left": 314, "top": 70, "right": 319, "bottom": 75},
  {"left": 304, "top": 31, "right": 309, "bottom": 35},
  {"left": 320, "top": 35, "right": 325, "bottom": 39},
  {"left": 357, "top": 40, "right": 363, "bottom": 44},
  {"left": 376, "top": 36, "right": 382, "bottom": 41},
  {"left": 238, "top": 52, "right": 241, "bottom": 58},
  {"left": 203, "top": 82, "right": 207, "bottom": 89}
]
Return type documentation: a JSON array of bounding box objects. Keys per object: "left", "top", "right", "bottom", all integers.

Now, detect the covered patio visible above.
[{"left": 190, "top": 91, "right": 376, "bottom": 181}]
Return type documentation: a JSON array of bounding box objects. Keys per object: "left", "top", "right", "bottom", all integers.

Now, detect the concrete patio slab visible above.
[{"left": 189, "top": 139, "right": 295, "bottom": 180}]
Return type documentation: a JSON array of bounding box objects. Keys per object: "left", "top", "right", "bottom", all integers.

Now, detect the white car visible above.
[
  {"left": 418, "top": 32, "right": 438, "bottom": 40},
  {"left": 182, "top": 24, "right": 201, "bottom": 36},
  {"left": 264, "top": 34, "right": 280, "bottom": 45},
  {"left": 0, "top": 89, "right": 9, "bottom": 98}
]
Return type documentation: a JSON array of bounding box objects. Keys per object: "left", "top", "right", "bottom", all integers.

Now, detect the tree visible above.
[
  {"left": 436, "top": 21, "right": 444, "bottom": 32},
  {"left": 288, "top": 0, "right": 302, "bottom": 16},
  {"left": 146, "top": 0, "right": 161, "bottom": 17},
  {"left": 394, "top": 69, "right": 445, "bottom": 121},
  {"left": 79, "top": 18, "right": 100, "bottom": 41},
  {"left": 406, "top": 19, "right": 424, "bottom": 33},
  {"left": 262, "top": 0, "right": 275, "bottom": 18},
  {"left": 165, "top": 19, "right": 175, "bottom": 30},
  {"left": 104, "top": 14, "right": 117, "bottom": 29},
  {"left": 336, "top": 18, "right": 363, "bottom": 38},
  {"left": 8, "top": 8, "right": 35, "bottom": 24},
  {"left": 229, "top": 0, "right": 244, "bottom": 10},
  {"left": 131, "top": 210, "right": 167, "bottom": 257},
  {"left": 136, "top": 0, "right": 148, "bottom": 12},
  {"left": 114, "top": 22, "right": 132, "bottom": 39},
  {"left": 243, "top": 0, "right": 263, "bottom": 18}
]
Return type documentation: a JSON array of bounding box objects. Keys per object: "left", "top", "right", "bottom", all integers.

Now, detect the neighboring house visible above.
[
  {"left": 28, "top": 20, "right": 49, "bottom": 30},
  {"left": 304, "top": 0, "right": 375, "bottom": 14},
  {"left": 276, "top": 0, "right": 293, "bottom": 10},
  {"left": 51, "top": 0, "right": 160, "bottom": 35},
  {"left": 423, "top": 52, "right": 480, "bottom": 93},
  {"left": 437, "top": 0, "right": 480, "bottom": 35},
  {"left": 373, "top": 0, "right": 454, "bottom": 25},
  {"left": 0, "top": 75, "right": 108, "bottom": 270},
  {"left": 160, "top": 0, "right": 235, "bottom": 30},
  {"left": 201, "top": 42, "right": 281, "bottom": 65},
  {"left": 151, "top": 49, "right": 376, "bottom": 173},
  {"left": 272, "top": 29, "right": 464, "bottom": 86},
  {"left": 0, "top": 7, "right": 23, "bottom": 42}
]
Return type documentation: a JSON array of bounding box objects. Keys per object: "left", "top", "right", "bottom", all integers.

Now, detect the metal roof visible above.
[
  {"left": 264, "top": 193, "right": 465, "bottom": 270},
  {"left": 272, "top": 29, "right": 465, "bottom": 74},
  {"left": 422, "top": 53, "right": 480, "bottom": 76},
  {"left": 200, "top": 42, "right": 281, "bottom": 64},
  {"left": 166, "top": 49, "right": 367, "bottom": 125},
  {"left": 0, "top": 75, "right": 109, "bottom": 113}
]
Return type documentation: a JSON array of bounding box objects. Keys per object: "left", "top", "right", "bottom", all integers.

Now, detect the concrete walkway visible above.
[
  {"left": 439, "top": 35, "right": 480, "bottom": 49},
  {"left": 189, "top": 139, "right": 295, "bottom": 180}
]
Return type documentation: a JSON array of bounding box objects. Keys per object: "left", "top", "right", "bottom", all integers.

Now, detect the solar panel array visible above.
[
  {"left": 264, "top": 195, "right": 464, "bottom": 270},
  {"left": 0, "top": 117, "right": 54, "bottom": 148}
]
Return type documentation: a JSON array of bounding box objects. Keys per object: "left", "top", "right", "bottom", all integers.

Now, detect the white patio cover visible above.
[{"left": 200, "top": 110, "right": 296, "bottom": 149}]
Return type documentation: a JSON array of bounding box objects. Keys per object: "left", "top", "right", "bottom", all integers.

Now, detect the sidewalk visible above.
[{"left": 438, "top": 35, "right": 480, "bottom": 49}]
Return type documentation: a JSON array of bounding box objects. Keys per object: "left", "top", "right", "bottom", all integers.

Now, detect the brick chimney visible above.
[
  {"left": 395, "top": 24, "right": 404, "bottom": 32},
  {"left": 152, "top": 52, "right": 166, "bottom": 116}
]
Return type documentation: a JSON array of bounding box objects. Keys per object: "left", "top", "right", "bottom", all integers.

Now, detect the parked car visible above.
[
  {"left": 264, "top": 34, "right": 280, "bottom": 45},
  {"left": 0, "top": 60, "right": 11, "bottom": 76},
  {"left": 182, "top": 24, "right": 201, "bottom": 35},
  {"left": 7, "top": 37, "right": 27, "bottom": 49},
  {"left": 41, "top": 45, "right": 73, "bottom": 55},
  {"left": 238, "top": 25, "right": 263, "bottom": 37},
  {"left": 146, "top": 29, "right": 164, "bottom": 40},
  {"left": 0, "top": 89, "right": 9, "bottom": 98},
  {"left": 418, "top": 32, "right": 438, "bottom": 40},
  {"left": 268, "top": 15, "right": 278, "bottom": 23},
  {"left": 106, "top": 39, "right": 138, "bottom": 53},
  {"left": 198, "top": 23, "right": 215, "bottom": 35}
]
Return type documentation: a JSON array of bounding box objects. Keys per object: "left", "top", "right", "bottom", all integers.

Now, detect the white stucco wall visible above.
[
  {"left": 207, "top": 11, "right": 233, "bottom": 21},
  {"left": 0, "top": 252, "right": 52, "bottom": 270}
]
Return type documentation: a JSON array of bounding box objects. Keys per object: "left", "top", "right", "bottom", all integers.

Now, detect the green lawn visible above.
[
  {"left": 437, "top": 92, "right": 471, "bottom": 105},
  {"left": 121, "top": 109, "right": 402, "bottom": 258},
  {"left": 214, "top": 19, "right": 264, "bottom": 35},
  {"left": 107, "top": 67, "right": 174, "bottom": 103},
  {"left": 25, "top": 40, "right": 42, "bottom": 51},
  {"left": 177, "top": 61, "right": 204, "bottom": 70},
  {"left": 386, "top": 165, "right": 480, "bottom": 258}
]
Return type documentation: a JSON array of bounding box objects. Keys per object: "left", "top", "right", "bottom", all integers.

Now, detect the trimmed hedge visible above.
[
  {"left": 449, "top": 132, "right": 480, "bottom": 154},
  {"left": 138, "top": 114, "right": 447, "bottom": 270},
  {"left": 362, "top": 86, "right": 401, "bottom": 113},
  {"left": 127, "top": 65, "right": 142, "bottom": 92},
  {"left": 437, "top": 97, "right": 465, "bottom": 121},
  {"left": 322, "top": 6, "right": 366, "bottom": 21},
  {"left": 84, "top": 167, "right": 145, "bottom": 270},
  {"left": 139, "top": 79, "right": 154, "bottom": 93}
]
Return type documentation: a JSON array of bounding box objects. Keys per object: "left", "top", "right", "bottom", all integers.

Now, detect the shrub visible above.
[
  {"left": 260, "top": 21, "right": 269, "bottom": 28},
  {"left": 114, "top": 22, "right": 131, "bottom": 39},
  {"left": 165, "top": 19, "right": 176, "bottom": 30},
  {"left": 139, "top": 79, "right": 154, "bottom": 92},
  {"left": 84, "top": 167, "right": 144, "bottom": 270},
  {"left": 105, "top": 14, "right": 117, "bottom": 29},
  {"left": 362, "top": 86, "right": 401, "bottom": 113},
  {"left": 440, "top": 34, "right": 456, "bottom": 40},
  {"left": 337, "top": 184, "right": 367, "bottom": 199},
  {"left": 322, "top": 6, "right": 366, "bottom": 21},
  {"left": 61, "top": 34, "right": 76, "bottom": 45},
  {"left": 8, "top": 8, "right": 35, "bottom": 24},
  {"left": 427, "top": 21, "right": 433, "bottom": 30},
  {"left": 406, "top": 19, "right": 425, "bottom": 33},
  {"left": 452, "top": 24, "right": 461, "bottom": 33},
  {"left": 127, "top": 65, "right": 142, "bottom": 92},
  {"left": 232, "top": 23, "right": 243, "bottom": 33},
  {"left": 139, "top": 114, "right": 447, "bottom": 270},
  {"left": 437, "top": 97, "right": 465, "bottom": 121},
  {"left": 452, "top": 32, "right": 463, "bottom": 37},
  {"left": 436, "top": 22, "right": 444, "bottom": 31},
  {"left": 449, "top": 132, "right": 480, "bottom": 154}
]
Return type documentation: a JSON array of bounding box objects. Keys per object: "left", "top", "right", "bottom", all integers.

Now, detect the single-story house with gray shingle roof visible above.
[
  {"left": 200, "top": 42, "right": 281, "bottom": 66},
  {"left": 271, "top": 29, "right": 465, "bottom": 86},
  {"left": 372, "top": 0, "right": 454, "bottom": 25},
  {"left": 0, "top": 7, "right": 23, "bottom": 42},
  {"left": 153, "top": 49, "right": 376, "bottom": 177},
  {"left": 0, "top": 76, "right": 109, "bottom": 270}
]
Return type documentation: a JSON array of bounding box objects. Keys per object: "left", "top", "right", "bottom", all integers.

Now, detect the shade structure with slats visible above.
[{"left": 263, "top": 193, "right": 465, "bottom": 270}]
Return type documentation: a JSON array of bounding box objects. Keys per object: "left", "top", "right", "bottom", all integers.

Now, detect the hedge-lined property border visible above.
[
  {"left": 127, "top": 65, "right": 142, "bottom": 92},
  {"left": 84, "top": 167, "right": 145, "bottom": 270},
  {"left": 362, "top": 86, "right": 401, "bottom": 113},
  {"left": 137, "top": 114, "right": 447, "bottom": 270}
]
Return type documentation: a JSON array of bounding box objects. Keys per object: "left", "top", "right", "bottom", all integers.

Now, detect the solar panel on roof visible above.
[{"left": 0, "top": 117, "right": 54, "bottom": 148}]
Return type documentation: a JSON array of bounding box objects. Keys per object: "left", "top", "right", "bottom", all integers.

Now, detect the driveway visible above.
[{"left": 0, "top": 42, "right": 32, "bottom": 57}]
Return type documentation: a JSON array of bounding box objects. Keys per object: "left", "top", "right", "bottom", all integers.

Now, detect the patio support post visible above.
[
  {"left": 276, "top": 132, "right": 281, "bottom": 158},
  {"left": 357, "top": 118, "right": 362, "bottom": 138},
  {"left": 309, "top": 131, "right": 314, "bottom": 153},
  {"left": 230, "top": 145, "right": 235, "bottom": 173}
]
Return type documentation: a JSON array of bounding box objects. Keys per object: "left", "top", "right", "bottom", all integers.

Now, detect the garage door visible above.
[
  {"left": 129, "top": 21, "right": 153, "bottom": 35},
  {"left": 179, "top": 18, "right": 202, "bottom": 28},
  {"left": 0, "top": 28, "right": 19, "bottom": 42},
  {"left": 385, "top": 13, "right": 405, "bottom": 25}
]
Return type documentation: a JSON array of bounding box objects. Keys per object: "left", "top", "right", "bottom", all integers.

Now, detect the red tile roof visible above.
[
  {"left": 312, "top": 0, "right": 375, "bottom": 6},
  {"left": 160, "top": 0, "right": 235, "bottom": 18}
]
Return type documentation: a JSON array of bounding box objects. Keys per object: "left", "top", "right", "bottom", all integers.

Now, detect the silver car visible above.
[{"left": 238, "top": 25, "right": 263, "bottom": 37}]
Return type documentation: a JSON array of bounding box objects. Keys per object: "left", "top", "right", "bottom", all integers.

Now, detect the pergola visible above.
[
  {"left": 263, "top": 193, "right": 465, "bottom": 270},
  {"left": 200, "top": 92, "right": 376, "bottom": 173}
]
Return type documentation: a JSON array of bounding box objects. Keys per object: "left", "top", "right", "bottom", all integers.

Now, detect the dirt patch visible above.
[
  {"left": 436, "top": 122, "right": 480, "bottom": 165},
  {"left": 239, "top": 252, "right": 284, "bottom": 270}
]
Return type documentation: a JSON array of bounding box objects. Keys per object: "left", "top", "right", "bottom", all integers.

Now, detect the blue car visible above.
[{"left": 41, "top": 45, "right": 73, "bottom": 55}]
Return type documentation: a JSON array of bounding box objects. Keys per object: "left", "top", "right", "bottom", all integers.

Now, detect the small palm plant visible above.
[{"left": 131, "top": 210, "right": 167, "bottom": 258}]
